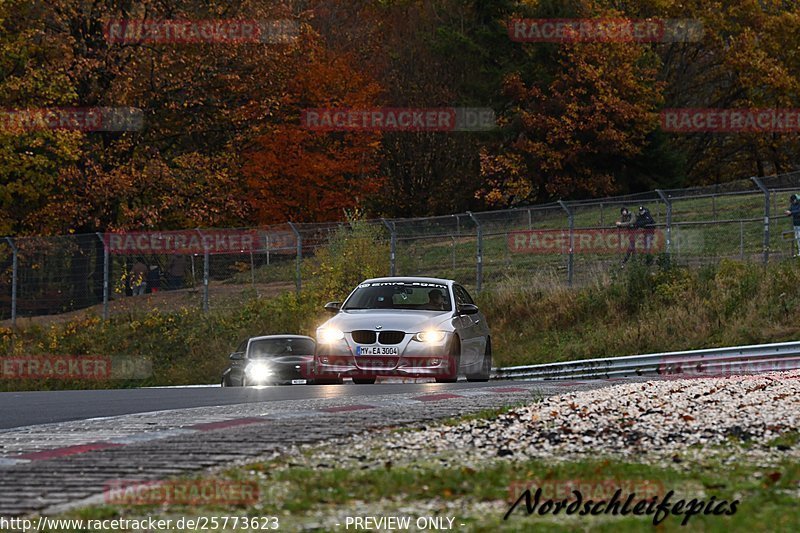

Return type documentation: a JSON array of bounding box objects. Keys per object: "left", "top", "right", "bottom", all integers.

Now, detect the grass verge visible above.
[{"left": 61, "top": 452, "right": 800, "bottom": 532}]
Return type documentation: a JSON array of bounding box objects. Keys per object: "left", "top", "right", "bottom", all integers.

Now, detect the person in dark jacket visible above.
[
  {"left": 635, "top": 206, "right": 657, "bottom": 254},
  {"left": 616, "top": 206, "right": 636, "bottom": 265},
  {"left": 785, "top": 194, "right": 800, "bottom": 256}
]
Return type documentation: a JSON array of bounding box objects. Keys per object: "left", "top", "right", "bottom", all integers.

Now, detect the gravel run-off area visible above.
[{"left": 296, "top": 371, "right": 800, "bottom": 469}]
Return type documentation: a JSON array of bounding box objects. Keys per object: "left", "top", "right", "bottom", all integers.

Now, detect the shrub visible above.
[{"left": 302, "top": 214, "right": 390, "bottom": 303}]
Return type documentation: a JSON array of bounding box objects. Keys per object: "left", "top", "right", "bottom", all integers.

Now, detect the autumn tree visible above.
[
  {"left": 242, "top": 31, "right": 384, "bottom": 224},
  {"left": 479, "top": 0, "right": 664, "bottom": 206}
]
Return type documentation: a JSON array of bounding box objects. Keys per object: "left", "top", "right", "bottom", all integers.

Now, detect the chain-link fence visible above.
[{"left": 2, "top": 171, "right": 800, "bottom": 324}]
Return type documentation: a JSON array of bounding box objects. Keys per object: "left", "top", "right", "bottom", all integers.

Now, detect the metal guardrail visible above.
[{"left": 492, "top": 341, "right": 800, "bottom": 381}]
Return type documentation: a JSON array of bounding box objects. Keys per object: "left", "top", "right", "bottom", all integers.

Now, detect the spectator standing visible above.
[
  {"left": 147, "top": 264, "right": 161, "bottom": 293},
  {"left": 785, "top": 194, "right": 800, "bottom": 256},
  {"left": 616, "top": 206, "right": 636, "bottom": 266},
  {"left": 165, "top": 255, "right": 187, "bottom": 290},
  {"left": 635, "top": 206, "right": 657, "bottom": 254},
  {"left": 131, "top": 260, "right": 147, "bottom": 296}
]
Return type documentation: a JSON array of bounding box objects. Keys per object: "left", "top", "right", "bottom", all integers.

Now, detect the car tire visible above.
[
  {"left": 435, "top": 336, "right": 461, "bottom": 383},
  {"left": 467, "top": 337, "right": 491, "bottom": 382},
  {"left": 353, "top": 377, "right": 377, "bottom": 384}
]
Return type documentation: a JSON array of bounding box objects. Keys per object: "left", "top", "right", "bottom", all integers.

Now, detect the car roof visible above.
[
  {"left": 247, "top": 335, "right": 315, "bottom": 343},
  {"left": 360, "top": 276, "right": 454, "bottom": 286}
]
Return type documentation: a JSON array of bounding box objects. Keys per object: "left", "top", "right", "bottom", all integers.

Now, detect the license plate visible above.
[
  {"left": 356, "top": 346, "right": 399, "bottom": 356},
  {"left": 291, "top": 379, "right": 307, "bottom": 385}
]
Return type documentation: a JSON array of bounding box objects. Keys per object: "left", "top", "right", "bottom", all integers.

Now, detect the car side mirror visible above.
[
  {"left": 457, "top": 303, "right": 479, "bottom": 315},
  {"left": 229, "top": 352, "right": 245, "bottom": 361},
  {"left": 324, "top": 301, "right": 341, "bottom": 313}
]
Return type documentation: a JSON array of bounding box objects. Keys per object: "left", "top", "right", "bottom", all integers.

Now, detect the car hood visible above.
[{"left": 323, "top": 310, "right": 452, "bottom": 332}]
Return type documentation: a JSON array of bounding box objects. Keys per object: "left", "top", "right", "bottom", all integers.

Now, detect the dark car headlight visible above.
[{"left": 245, "top": 362, "right": 273, "bottom": 381}]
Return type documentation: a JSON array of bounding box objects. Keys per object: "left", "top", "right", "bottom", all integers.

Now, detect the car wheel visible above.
[
  {"left": 353, "top": 377, "right": 377, "bottom": 384},
  {"left": 435, "top": 336, "right": 460, "bottom": 383},
  {"left": 467, "top": 337, "right": 491, "bottom": 382}
]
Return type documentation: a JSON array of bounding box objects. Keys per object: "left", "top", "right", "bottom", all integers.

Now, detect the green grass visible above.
[{"left": 59, "top": 452, "right": 800, "bottom": 531}]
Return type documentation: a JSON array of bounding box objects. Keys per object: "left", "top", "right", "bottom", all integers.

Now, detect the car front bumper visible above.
[
  {"left": 314, "top": 354, "right": 454, "bottom": 378},
  {"left": 314, "top": 331, "right": 455, "bottom": 378}
]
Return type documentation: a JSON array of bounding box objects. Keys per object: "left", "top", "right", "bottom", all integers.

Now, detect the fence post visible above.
[
  {"left": 381, "top": 218, "right": 396, "bottom": 276},
  {"left": 249, "top": 249, "right": 255, "bottom": 287},
  {"left": 740, "top": 220, "right": 745, "bottom": 260},
  {"left": 752, "top": 177, "right": 770, "bottom": 264},
  {"left": 95, "top": 232, "right": 109, "bottom": 320},
  {"left": 287, "top": 222, "right": 301, "bottom": 296},
  {"left": 450, "top": 235, "right": 456, "bottom": 277},
  {"left": 655, "top": 189, "right": 672, "bottom": 257},
  {"left": 5, "top": 237, "right": 17, "bottom": 327},
  {"left": 466, "top": 211, "right": 482, "bottom": 293},
  {"left": 558, "top": 200, "right": 574, "bottom": 287},
  {"left": 196, "top": 229, "right": 209, "bottom": 312}
]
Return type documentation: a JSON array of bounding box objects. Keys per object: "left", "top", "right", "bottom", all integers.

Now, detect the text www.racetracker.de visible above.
[{"left": 0, "top": 515, "right": 280, "bottom": 531}]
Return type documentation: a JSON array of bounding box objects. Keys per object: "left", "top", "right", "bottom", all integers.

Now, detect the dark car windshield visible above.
[
  {"left": 343, "top": 281, "right": 452, "bottom": 311},
  {"left": 247, "top": 338, "right": 315, "bottom": 358}
]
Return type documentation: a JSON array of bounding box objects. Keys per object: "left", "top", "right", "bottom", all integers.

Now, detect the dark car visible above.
[{"left": 221, "top": 335, "right": 316, "bottom": 386}]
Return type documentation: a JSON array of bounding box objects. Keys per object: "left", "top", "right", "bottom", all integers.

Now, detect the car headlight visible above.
[
  {"left": 413, "top": 330, "right": 447, "bottom": 343},
  {"left": 317, "top": 327, "right": 345, "bottom": 344},
  {"left": 245, "top": 362, "right": 273, "bottom": 382}
]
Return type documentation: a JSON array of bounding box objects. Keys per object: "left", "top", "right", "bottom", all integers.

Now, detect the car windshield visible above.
[
  {"left": 343, "top": 281, "right": 452, "bottom": 311},
  {"left": 247, "top": 338, "right": 314, "bottom": 358}
]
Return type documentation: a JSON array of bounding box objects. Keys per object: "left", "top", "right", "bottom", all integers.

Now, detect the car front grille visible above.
[
  {"left": 378, "top": 331, "right": 405, "bottom": 345},
  {"left": 352, "top": 330, "right": 377, "bottom": 344}
]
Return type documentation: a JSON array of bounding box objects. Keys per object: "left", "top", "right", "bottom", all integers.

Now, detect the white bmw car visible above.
[{"left": 314, "top": 277, "right": 492, "bottom": 384}]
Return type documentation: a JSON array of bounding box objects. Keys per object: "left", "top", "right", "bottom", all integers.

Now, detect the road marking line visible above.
[
  {"left": 188, "top": 417, "right": 267, "bottom": 431},
  {"left": 488, "top": 387, "right": 530, "bottom": 393},
  {"left": 15, "top": 442, "right": 123, "bottom": 461},
  {"left": 107, "top": 429, "right": 198, "bottom": 445},
  {"left": 321, "top": 405, "right": 377, "bottom": 413},
  {"left": 0, "top": 457, "right": 31, "bottom": 466},
  {"left": 413, "top": 393, "right": 464, "bottom": 402}
]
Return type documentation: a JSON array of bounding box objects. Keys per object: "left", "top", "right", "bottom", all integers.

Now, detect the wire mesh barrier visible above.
[{"left": 2, "top": 171, "right": 800, "bottom": 323}]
